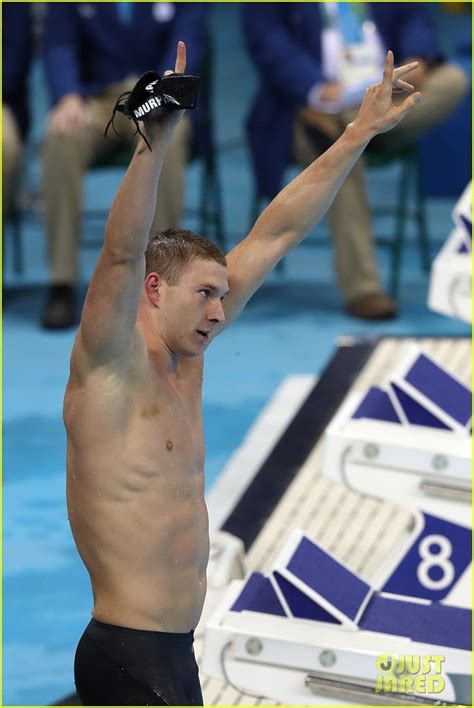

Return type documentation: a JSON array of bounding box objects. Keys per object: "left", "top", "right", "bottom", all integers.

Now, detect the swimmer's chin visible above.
[
  {"left": 151, "top": 332, "right": 211, "bottom": 362},
  {"left": 184, "top": 342, "right": 211, "bottom": 357},
  {"left": 168, "top": 343, "right": 209, "bottom": 360}
]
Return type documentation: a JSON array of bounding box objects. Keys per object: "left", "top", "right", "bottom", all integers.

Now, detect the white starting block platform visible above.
[
  {"left": 202, "top": 531, "right": 471, "bottom": 706},
  {"left": 428, "top": 182, "right": 472, "bottom": 324},
  {"left": 322, "top": 345, "right": 471, "bottom": 520},
  {"left": 194, "top": 337, "right": 471, "bottom": 706}
]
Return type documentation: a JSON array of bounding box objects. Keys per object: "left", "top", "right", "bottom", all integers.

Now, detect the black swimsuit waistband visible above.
[{"left": 90, "top": 618, "right": 194, "bottom": 647}]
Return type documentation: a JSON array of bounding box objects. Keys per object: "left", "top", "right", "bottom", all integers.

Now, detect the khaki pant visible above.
[
  {"left": 2, "top": 104, "right": 22, "bottom": 216},
  {"left": 293, "top": 63, "right": 468, "bottom": 302},
  {"left": 43, "top": 80, "right": 192, "bottom": 284}
]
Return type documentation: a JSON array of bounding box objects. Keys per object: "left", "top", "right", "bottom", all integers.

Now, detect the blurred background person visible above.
[
  {"left": 2, "top": 3, "right": 33, "bottom": 220},
  {"left": 41, "top": 1, "right": 209, "bottom": 329},
  {"left": 242, "top": 2, "right": 468, "bottom": 320}
]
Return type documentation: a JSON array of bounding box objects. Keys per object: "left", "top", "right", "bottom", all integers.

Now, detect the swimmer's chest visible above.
[
  {"left": 66, "top": 357, "right": 205, "bottom": 472},
  {"left": 129, "top": 359, "right": 205, "bottom": 469}
]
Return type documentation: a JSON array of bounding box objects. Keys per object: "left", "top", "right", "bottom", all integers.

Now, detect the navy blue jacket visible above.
[
  {"left": 2, "top": 3, "right": 33, "bottom": 136},
  {"left": 43, "top": 3, "right": 209, "bottom": 104},
  {"left": 242, "top": 3, "right": 443, "bottom": 198}
]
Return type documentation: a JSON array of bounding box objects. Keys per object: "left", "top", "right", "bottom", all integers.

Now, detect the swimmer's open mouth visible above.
[{"left": 196, "top": 330, "right": 210, "bottom": 339}]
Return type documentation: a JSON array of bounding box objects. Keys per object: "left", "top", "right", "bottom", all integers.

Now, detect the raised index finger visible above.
[
  {"left": 381, "top": 50, "right": 394, "bottom": 92},
  {"left": 175, "top": 41, "right": 186, "bottom": 74}
]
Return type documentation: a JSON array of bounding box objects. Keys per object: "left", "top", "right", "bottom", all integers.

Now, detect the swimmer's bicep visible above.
[
  {"left": 214, "top": 235, "right": 286, "bottom": 333},
  {"left": 77, "top": 249, "right": 145, "bottom": 365}
]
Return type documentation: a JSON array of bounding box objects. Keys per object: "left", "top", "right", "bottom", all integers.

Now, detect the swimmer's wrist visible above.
[
  {"left": 343, "top": 120, "right": 376, "bottom": 149},
  {"left": 145, "top": 111, "right": 183, "bottom": 140},
  {"left": 135, "top": 120, "right": 177, "bottom": 154}
]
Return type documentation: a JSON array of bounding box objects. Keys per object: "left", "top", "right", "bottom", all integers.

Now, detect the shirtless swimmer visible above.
[{"left": 66, "top": 41, "right": 420, "bottom": 706}]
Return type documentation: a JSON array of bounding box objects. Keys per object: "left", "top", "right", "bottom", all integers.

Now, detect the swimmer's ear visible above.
[{"left": 144, "top": 272, "right": 162, "bottom": 307}]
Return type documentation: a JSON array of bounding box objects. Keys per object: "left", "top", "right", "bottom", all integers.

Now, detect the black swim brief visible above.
[{"left": 74, "top": 618, "right": 203, "bottom": 706}]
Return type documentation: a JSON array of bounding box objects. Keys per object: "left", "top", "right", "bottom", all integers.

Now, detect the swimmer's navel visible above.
[
  {"left": 165, "top": 440, "right": 173, "bottom": 451},
  {"left": 140, "top": 405, "right": 159, "bottom": 419}
]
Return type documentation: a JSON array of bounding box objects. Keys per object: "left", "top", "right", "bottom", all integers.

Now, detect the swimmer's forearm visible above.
[
  {"left": 103, "top": 126, "right": 175, "bottom": 260},
  {"left": 253, "top": 122, "right": 373, "bottom": 247},
  {"left": 255, "top": 51, "right": 421, "bottom": 247}
]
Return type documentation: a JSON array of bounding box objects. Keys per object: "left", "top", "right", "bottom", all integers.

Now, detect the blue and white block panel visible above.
[
  {"left": 227, "top": 533, "right": 471, "bottom": 652},
  {"left": 428, "top": 182, "right": 471, "bottom": 323},
  {"left": 380, "top": 511, "right": 472, "bottom": 603},
  {"left": 271, "top": 529, "right": 373, "bottom": 626},
  {"left": 452, "top": 181, "right": 472, "bottom": 251},
  {"left": 388, "top": 345, "right": 471, "bottom": 434},
  {"left": 359, "top": 592, "right": 471, "bottom": 651},
  {"left": 230, "top": 572, "right": 286, "bottom": 616},
  {"left": 352, "top": 386, "right": 401, "bottom": 424}
]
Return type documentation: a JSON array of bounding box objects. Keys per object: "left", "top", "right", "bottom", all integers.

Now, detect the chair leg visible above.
[
  {"left": 414, "top": 153, "right": 431, "bottom": 272},
  {"left": 209, "top": 157, "right": 226, "bottom": 249},
  {"left": 390, "top": 159, "right": 410, "bottom": 298},
  {"left": 5, "top": 207, "right": 24, "bottom": 275},
  {"left": 199, "top": 156, "right": 212, "bottom": 234},
  {"left": 198, "top": 155, "right": 211, "bottom": 236},
  {"left": 199, "top": 153, "right": 226, "bottom": 249},
  {"left": 2, "top": 220, "right": 6, "bottom": 279},
  {"left": 12, "top": 209, "right": 24, "bottom": 274}
]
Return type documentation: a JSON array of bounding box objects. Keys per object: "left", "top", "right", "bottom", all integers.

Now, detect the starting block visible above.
[
  {"left": 372, "top": 510, "right": 471, "bottom": 605},
  {"left": 271, "top": 531, "right": 373, "bottom": 626},
  {"left": 202, "top": 532, "right": 471, "bottom": 706},
  {"left": 387, "top": 345, "right": 471, "bottom": 434},
  {"left": 428, "top": 182, "right": 471, "bottom": 324},
  {"left": 321, "top": 346, "right": 471, "bottom": 517}
]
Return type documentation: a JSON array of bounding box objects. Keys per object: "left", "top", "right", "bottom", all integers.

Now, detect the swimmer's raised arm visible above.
[
  {"left": 74, "top": 42, "right": 187, "bottom": 370},
  {"left": 216, "top": 52, "right": 421, "bottom": 332}
]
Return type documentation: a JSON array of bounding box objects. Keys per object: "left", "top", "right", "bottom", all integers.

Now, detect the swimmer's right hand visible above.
[
  {"left": 104, "top": 42, "right": 196, "bottom": 150},
  {"left": 47, "top": 93, "right": 92, "bottom": 137},
  {"left": 150, "top": 40, "right": 188, "bottom": 135},
  {"left": 165, "top": 39, "right": 187, "bottom": 78}
]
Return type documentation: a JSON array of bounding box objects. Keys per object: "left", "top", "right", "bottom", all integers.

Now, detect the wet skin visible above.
[
  {"left": 64, "top": 47, "right": 421, "bottom": 633},
  {"left": 65, "top": 259, "right": 228, "bottom": 632}
]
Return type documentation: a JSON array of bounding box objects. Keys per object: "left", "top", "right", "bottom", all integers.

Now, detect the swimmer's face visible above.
[{"left": 156, "top": 258, "right": 229, "bottom": 356}]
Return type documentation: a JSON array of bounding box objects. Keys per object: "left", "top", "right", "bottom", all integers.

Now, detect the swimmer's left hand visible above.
[{"left": 351, "top": 51, "right": 421, "bottom": 139}]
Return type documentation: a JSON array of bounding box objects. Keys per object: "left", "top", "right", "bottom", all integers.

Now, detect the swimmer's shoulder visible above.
[
  {"left": 64, "top": 329, "right": 150, "bottom": 429},
  {"left": 69, "top": 324, "right": 146, "bottom": 377}
]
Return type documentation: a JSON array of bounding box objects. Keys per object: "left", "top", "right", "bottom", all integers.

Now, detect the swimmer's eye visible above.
[{"left": 199, "top": 289, "right": 210, "bottom": 298}]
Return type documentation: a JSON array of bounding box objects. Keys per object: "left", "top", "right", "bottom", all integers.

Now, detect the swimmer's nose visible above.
[{"left": 208, "top": 299, "right": 225, "bottom": 323}]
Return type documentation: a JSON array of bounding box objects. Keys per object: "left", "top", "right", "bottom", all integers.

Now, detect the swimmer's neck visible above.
[{"left": 137, "top": 304, "right": 182, "bottom": 374}]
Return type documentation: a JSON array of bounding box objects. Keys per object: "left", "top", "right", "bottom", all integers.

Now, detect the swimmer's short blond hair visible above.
[{"left": 145, "top": 228, "right": 226, "bottom": 285}]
